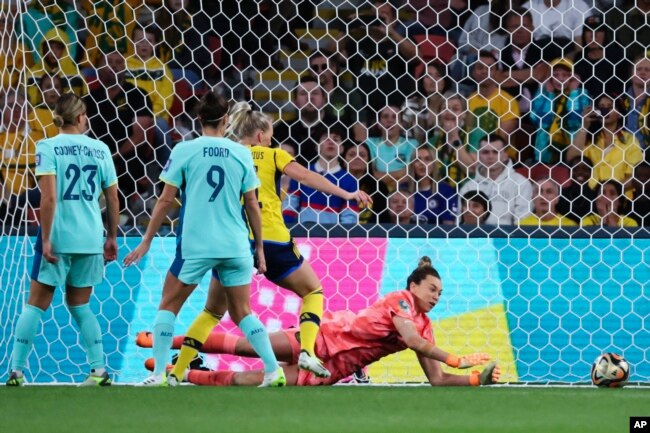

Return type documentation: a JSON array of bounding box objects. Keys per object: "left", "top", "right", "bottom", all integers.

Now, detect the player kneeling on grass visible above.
[{"left": 138, "top": 256, "right": 501, "bottom": 387}]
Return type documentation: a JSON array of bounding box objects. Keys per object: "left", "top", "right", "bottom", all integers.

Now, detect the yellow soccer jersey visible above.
[{"left": 249, "top": 145, "right": 295, "bottom": 243}]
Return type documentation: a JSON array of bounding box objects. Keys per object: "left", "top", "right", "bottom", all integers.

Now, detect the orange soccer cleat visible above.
[
  {"left": 136, "top": 331, "right": 154, "bottom": 348},
  {"left": 144, "top": 357, "right": 173, "bottom": 373}
]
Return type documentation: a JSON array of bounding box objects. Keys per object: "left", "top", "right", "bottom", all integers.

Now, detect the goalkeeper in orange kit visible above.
[{"left": 138, "top": 257, "right": 501, "bottom": 387}]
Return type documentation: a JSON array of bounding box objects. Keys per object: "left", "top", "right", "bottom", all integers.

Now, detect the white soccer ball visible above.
[{"left": 591, "top": 353, "right": 630, "bottom": 388}]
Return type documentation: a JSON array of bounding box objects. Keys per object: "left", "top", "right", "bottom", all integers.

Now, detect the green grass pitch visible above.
[{"left": 1, "top": 386, "right": 647, "bottom": 433}]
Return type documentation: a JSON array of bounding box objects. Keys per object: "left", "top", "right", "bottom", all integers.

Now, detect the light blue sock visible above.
[
  {"left": 153, "top": 310, "right": 176, "bottom": 375},
  {"left": 11, "top": 304, "right": 45, "bottom": 372},
  {"left": 69, "top": 304, "right": 104, "bottom": 370},
  {"left": 238, "top": 314, "right": 278, "bottom": 373}
]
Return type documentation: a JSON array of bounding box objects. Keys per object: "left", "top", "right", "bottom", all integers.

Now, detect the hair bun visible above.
[{"left": 418, "top": 256, "right": 432, "bottom": 268}]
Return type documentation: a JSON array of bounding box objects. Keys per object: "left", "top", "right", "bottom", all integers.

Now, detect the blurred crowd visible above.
[{"left": 1, "top": 0, "right": 649, "bottom": 232}]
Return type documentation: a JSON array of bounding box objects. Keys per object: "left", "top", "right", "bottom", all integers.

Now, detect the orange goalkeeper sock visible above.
[{"left": 187, "top": 370, "right": 235, "bottom": 386}]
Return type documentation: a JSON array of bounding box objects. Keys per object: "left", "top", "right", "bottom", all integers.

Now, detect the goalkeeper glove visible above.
[
  {"left": 445, "top": 352, "right": 490, "bottom": 369},
  {"left": 469, "top": 361, "right": 501, "bottom": 386}
]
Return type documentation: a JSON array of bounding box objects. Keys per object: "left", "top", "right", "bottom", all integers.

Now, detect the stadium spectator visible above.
[
  {"left": 568, "top": 95, "right": 643, "bottom": 192},
  {"left": 458, "top": 134, "right": 533, "bottom": 225},
  {"left": 572, "top": 14, "right": 626, "bottom": 100},
  {"left": 366, "top": 105, "right": 419, "bottom": 192},
  {"left": 0, "top": 6, "right": 34, "bottom": 89},
  {"left": 85, "top": 51, "right": 156, "bottom": 221},
  {"left": 80, "top": 0, "right": 140, "bottom": 68},
  {"left": 621, "top": 55, "right": 650, "bottom": 149},
  {"left": 465, "top": 51, "right": 521, "bottom": 154},
  {"left": 556, "top": 156, "right": 598, "bottom": 224},
  {"left": 137, "top": 257, "right": 501, "bottom": 388},
  {"left": 283, "top": 127, "right": 361, "bottom": 225},
  {"left": 519, "top": 178, "right": 577, "bottom": 227},
  {"left": 5, "top": 93, "right": 119, "bottom": 387},
  {"left": 26, "top": 28, "right": 88, "bottom": 106},
  {"left": 274, "top": 75, "right": 336, "bottom": 167},
  {"left": 630, "top": 161, "right": 650, "bottom": 226},
  {"left": 308, "top": 51, "right": 361, "bottom": 134},
  {"left": 342, "top": 141, "right": 391, "bottom": 224},
  {"left": 459, "top": 190, "right": 491, "bottom": 226},
  {"left": 404, "top": 146, "right": 458, "bottom": 225},
  {"left": 529, "top": 58, "right": 591, "bottom": 164},
  {"left": 401, "top": 62, "right": 452, "bottom": 144},
  {"left": 456, "top": 2, "right": 508, "bottom": 69},
  {"left": 124, "top": 91, "right": 285, "bottom": 388},
  {"left": 522, "top": 0, "right": 593, "bottom": 60},
  {"left": 0, "top": 89, "right": 43, "bottom": 201},
  {"left": 387, "top": 189, "right": 417, "bottom": 225},
  {"left": 30, "top": 74, "right": 63, "bottom": 139},
  {"left": 426, "top": 93, "right": 475, "bottom": 185},
  {"left": 22, "top": 0, "right": 81, "bottom": 64},
  {"left": 125, "top": 25, "right": 173, "bottom": 118},
  {"left": 497, "top": 8, "right": 544, "bottom": 115},
  {"left": 155, "top": 0, "right": 216, "bottom": 87},
  {"left": 339, "top": 0, "right": 417, "bottom": 123},
  {"left": 582, "top": 180, "right": 639, "bottom": 227}
]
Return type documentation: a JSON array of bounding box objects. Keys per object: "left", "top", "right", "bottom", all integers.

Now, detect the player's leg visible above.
[
  {"left": 186, "top": 365, "right": 300, "bottom": 387},
  {"left": 169, "top": 272, "right": 228, "bottom": 380},
  {"left": 276, "top": 259, "right": 330, "bottom": 378},
  {"left": 140, "top": 259, "right": 200, "bottom": 386},
  {"left": 7, "top": 251, "right": 63, "bottom": 386},
  {"left": 221, "top": 256, "right": 285, "bottom": 387},
  {"left": 144, "top": 330, "right": 297, "bottom": 373},
  {"left": 66, "top": 254, "right": 110, "bottom": 386}
]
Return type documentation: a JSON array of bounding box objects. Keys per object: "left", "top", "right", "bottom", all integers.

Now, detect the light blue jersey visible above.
[
  {"left": 35, "top": 133, "right": 117, "bottom": 254},
  {"left": 160, "top": 136, "right": 260, "bottom": 259}
]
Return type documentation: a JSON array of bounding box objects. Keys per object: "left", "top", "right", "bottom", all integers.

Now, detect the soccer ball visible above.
[{"left": 591, "top": 353, "right": 630, "bottom": 388}]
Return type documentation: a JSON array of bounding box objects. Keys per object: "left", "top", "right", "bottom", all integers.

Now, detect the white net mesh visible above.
[{"left": 0, "top": 0, "right": 648, "bottom": 384}]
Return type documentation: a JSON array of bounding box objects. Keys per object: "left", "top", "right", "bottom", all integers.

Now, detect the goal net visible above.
[{"left": 0, "top": 0, "right": 648, "bottom": 385}]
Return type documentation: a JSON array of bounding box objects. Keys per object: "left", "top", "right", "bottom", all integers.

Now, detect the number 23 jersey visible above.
[{"left": 35, "top": 133, "right": 117, "bottom": 254}]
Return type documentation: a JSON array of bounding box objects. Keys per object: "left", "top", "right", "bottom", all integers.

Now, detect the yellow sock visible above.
[
  {"left": 299, "top": 288, "right": 323, "bottom": 356},
  {"left": 170, "top": 309, "right": 221, "bottom": 379}
]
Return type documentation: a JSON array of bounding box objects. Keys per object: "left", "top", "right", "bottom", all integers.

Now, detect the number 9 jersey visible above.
[
  {"left": 160, "top": 136, "right": 260, "bottom": 260},
  {"left": 35, "top": 134, "right": 117, "bottom": 254}
]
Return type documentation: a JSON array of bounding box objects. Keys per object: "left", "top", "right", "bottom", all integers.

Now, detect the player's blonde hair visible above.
[
  {"left": 226, "top": 102, "right": 272, "bottom": 142},
  {"left": 53, "top": 93, "right": 85, "bottom": 127}
]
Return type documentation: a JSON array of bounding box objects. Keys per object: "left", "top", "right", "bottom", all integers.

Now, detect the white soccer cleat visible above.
[
  {"left": 258, "top": 367, "right": 287, "bottom": 387},
  {"left": 167, "top": 373, "right": 180, "bottom": 387},
  {"left": 136, "top": 374, "right": 167, "bottom": 387},
  {"left": 298, "top": 351, "right": 331, "bottom": 378}
]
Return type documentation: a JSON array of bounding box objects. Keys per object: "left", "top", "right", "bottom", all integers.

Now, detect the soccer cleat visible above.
[
  {"left": 298, "top": 350, "right": 331, "bottom": 378},
  {"left": 167, "top": 373, "right": 180, "bottom": 387},
  {"left": 136, "top": 331, "right": 153, "bottom": 348},
  {"left": 259, "top": 367, "right": 287, "bottom": 387},
  {"left": 79, "top": 370, "right": 112, "bottom": 387},
  {"left": 6, "top": 371, "right": 25, "bottom": 387},
  {"left": 136, "top": 373, "right": 167, "bottom": 387}
]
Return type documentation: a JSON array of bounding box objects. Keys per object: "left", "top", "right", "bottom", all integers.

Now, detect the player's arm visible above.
[
  {"left": 123, "top": 183, "right": 177, "bottom": 266},
  {"left": 283, "top": 161, "right": 372, "bottom": 207},
  {"left": 242, "top": 189, "right": 266, "bottom": 274},
  {"left": 38, "top": 174, "right": 58, "bottom": 263},
  {"left": 102, "top": 184, "right": 119, "bottom": 262},
  {"left": 392, "top": 315, "right": 489, "bottom": 368},
  {"left": 417, "top": 354, "right": 501, "bottom": 387}
]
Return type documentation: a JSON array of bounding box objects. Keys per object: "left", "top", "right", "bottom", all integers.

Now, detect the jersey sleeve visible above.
[
  {"left": 274, "top": 148, "right": 295, "bottom": 173},
  {"left": 159, "top": 146, "right": 184, "bottom": 187},
  {"left": 385, "top": 291, "right": 417, "bottom": 321},
  {"left": 35, "top": 140, "right": 56, "bottom": 176},
  {"left": 101, "top": 145, "right": 118, "bottom": 188},
  {"left": 241, "top": 151, "right": 261, "bottom": 194}
]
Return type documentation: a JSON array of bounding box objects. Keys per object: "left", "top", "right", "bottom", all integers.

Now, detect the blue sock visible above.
[
  {"left": 153, "top": 310, "right": 176, "bottom": 375},
  {"left": 11, "top": 304, "right": 45, "bottom": 372},
  {"left": 69, "top": 304, "right": 104, "bottom": 370},
  {"left": 238, "top": 314, "right": 278, "bottom": 374}
]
